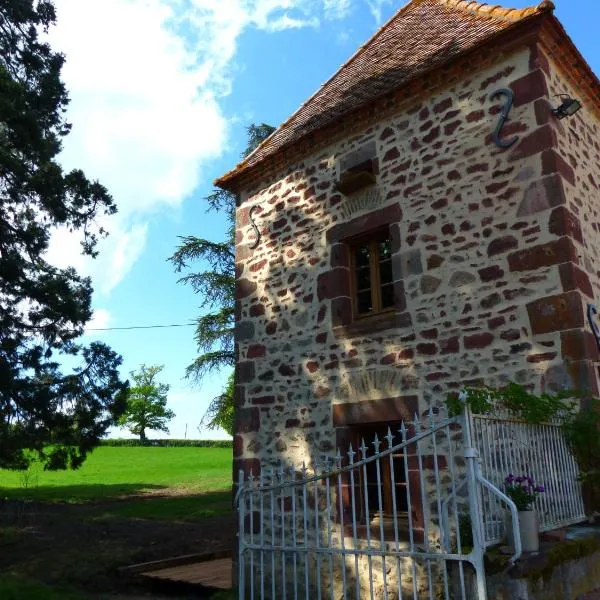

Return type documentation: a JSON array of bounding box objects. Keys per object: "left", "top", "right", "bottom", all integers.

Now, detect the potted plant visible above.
[{"left": 503, "top": 474, "right": 545, "bottom": 552}]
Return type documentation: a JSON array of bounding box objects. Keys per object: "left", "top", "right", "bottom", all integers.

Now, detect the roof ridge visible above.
[{"left": 435, "top": 0, "right": 554, "bottom": 22}]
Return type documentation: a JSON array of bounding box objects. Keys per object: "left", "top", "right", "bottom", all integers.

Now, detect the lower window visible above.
[{"left": 354, "top": 422, "right": 409, "bottom": 524}]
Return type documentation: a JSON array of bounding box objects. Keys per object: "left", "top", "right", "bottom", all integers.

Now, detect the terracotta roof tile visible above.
[{"left": 216, "top": 0, "right": 553, "bottom": 190}]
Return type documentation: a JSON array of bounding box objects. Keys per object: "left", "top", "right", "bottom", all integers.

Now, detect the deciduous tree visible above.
[{"left": 118, "top": 365, "right": 174, "bottom": 442}]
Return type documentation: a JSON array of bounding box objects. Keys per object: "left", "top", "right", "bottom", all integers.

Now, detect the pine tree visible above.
[
  {"left": 0, "top": 0, "right": 128, "bottom": 469},
  {"left": 170, "top": 124, "right": 275, "bottom": 434}
]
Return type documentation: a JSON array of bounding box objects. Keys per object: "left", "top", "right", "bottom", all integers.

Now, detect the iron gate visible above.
[{"left": 235, "top": 408, "right": 521, "bottom": 599}]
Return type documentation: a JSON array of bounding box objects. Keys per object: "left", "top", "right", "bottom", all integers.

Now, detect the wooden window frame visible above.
[{"left": 348, "top": 230, "right": 395, "bottom": 320}]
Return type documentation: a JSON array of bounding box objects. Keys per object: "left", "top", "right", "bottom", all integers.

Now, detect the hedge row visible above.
[{"left": 99, "top": 439, "right": 232, "bottom": 448}]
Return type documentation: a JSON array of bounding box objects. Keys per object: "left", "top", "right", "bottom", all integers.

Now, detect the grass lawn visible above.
[
  {"left": 0, "top": 446, "right": 232, "bottom": 503},
  {"left": 0, "top": 576, "right": 85, "bottom": 600}
]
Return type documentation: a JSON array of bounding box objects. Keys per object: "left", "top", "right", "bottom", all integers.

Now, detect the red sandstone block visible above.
[
  {"left": 542, "top": 149, "right": 575, "bottom": 186},
  {"left": 233, "top": 458, "right": 261, "bottom": 478},
  {"left": 466, "top": 109, "right": 484, "bottom": 123},
  {"left": 533, "top": 98, "right": 553, "bottom": 126},
  {"left": 464, "top": 332, "right": 494, "bottom": 349},
  {"left": 278, "top": 364, "right": 295, "bottom": 377},
  {"left": 510, "top": 69, "right": 548, "bottom": 107},
  {"left": 526, "top": 291, "right": 584, "bottom": 335},
  {"left": 433, "top": 97, "right": 453, "bottom": 114},
  {"left": 249, "top": 259, "right": 267, "bottom": 272},
  {"left": 236, "top": 407, "right": 260, "bottom": 433},
  {"left": 380, "top": 353, "right": 396, "bottom": 365},
  {"left": 249, "top": 304, "right": 265, "bottom": 317},
  {"left": 332, "top": 297, "right": 352, "bottom": 327},
  {"left": 417, "top": 343, "right": 437, "bottom": 356},
  {"left": 561, "top": 330, "right": 599, "bottom": 362},
  {"left": 233, "top": 435, "right": 244, "bottom": 457},
  {"left": 549, "top": 206, "right": 583, "bottom": 244},
  {"left": 332, "top": 396, "right": 419, "bottom": 427},
  {"left": 306, "top": 361, "right": 319, "bottom": 373},
  {"left": 236, "top": 278, "right": 257, "bottom": 299},
  {"left": 488, "top": 235, "right": 518, "bottom": 257},
  {"left": 440, "top": 336, "right": 459, "bottom": 354},
  {"left": 237, "top": 361, "right": 255, "bottom": 383},
  {"left": 247, "top": 344, "right": 266, "bottom": 359},
  {"left": 508, "top": 237, "right": 578, "bottom": 272},
  {"left": 488, "top": 317, "right": 506, "bottom": 330},
  {"left": 527, "top": 352, "right": 557, "bottom": 363},
  {"left": 444, "top": 120, "right": 461, "bottom": 136},
  {"left": 252, "top": 396, "right": 275, "bottom": 405},
  {"left": 559, "top": 263, "right": 593, "bottom": 298},
  {"left": 509, "top": 124, "right": 556, "bottom": 162}
]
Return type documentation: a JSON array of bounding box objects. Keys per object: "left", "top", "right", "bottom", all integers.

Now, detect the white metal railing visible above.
[
  {"left": 236, "top": 407, "right": 519, "bottom": 600},
  {"left": 468, "top": 407, "right": 586, "bottom": 544}
]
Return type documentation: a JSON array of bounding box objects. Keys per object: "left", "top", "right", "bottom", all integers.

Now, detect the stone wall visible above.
[
  {"left": 232, "top": 40, "right": 597, "bottom": 478},
  {"left": 541, "top": 50, "right": 600, "bottom": 400}
]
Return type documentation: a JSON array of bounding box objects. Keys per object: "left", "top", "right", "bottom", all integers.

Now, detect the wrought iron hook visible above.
[{"left": 490, "top": 88, "right": 519, "bottom": 148}]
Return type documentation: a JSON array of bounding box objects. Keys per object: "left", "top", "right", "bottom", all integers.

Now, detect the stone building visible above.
[{"left": 216, "top": 0, "right": 600, "bottom": 497}]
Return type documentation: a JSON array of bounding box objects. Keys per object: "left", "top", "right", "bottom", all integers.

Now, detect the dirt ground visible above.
[{"left": 0, "top": 498, "right": 235, "bottom": 598}]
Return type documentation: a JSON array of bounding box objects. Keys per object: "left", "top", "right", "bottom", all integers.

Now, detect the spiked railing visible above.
[{"left": 235, "top": 406, "right": 521, "bottom": 600}]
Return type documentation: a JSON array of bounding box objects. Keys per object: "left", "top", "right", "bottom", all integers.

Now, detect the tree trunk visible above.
[{"left": 139, "top": 429, "right": 146, "bottom": 444}]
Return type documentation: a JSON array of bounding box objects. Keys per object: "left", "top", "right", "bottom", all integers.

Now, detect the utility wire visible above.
[{"left": 84, "top": 323, "right": 196, "bottom": 332}]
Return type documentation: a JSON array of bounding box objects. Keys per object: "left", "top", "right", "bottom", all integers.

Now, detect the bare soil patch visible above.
[{"left": 0, "top": 497, "right": 235, "bottom": 598}]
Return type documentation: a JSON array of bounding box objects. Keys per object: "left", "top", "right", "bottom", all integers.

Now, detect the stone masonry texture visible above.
[{"left": 231, "top": 42, "right": 600, "bottom": 474}]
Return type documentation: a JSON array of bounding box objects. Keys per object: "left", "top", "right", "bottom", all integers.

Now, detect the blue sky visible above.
[{"left": 46, "top": 0, "right": 599, "bottom": 439}]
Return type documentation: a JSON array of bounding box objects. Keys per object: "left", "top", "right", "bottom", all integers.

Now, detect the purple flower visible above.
[
  {"left": 534, "top": 485, "right": 545, "bottom": 493},
  {"left": 505, "top": 474, "right": 515, "bottom": 484},
  {"left": 516, "top": 476, "right": 524, "bottom": 483}
]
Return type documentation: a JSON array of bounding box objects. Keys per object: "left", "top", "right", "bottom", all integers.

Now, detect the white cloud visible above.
[
  {"left": 324, "top": 0, "right": 353, "bottom": 20},
  {"left": 44, "top": 0, "right": 385, "bottom": 294},
  {"left": 85, "top": 309, "right": 112, "bottom": 332},
  {"left": 366, "top": 0, "right": 394, "bottom": 24}
]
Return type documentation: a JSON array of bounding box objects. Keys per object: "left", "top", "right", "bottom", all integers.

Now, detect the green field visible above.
[{"left": 0, "top": 446, "right": 232, "bottom": 503}]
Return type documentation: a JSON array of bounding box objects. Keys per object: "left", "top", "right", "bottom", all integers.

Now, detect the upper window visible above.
[{"left": 350, "top": 234, "right": 394, "bottom": 317}]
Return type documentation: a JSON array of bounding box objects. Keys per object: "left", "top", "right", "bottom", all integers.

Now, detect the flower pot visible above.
[{"left": 504, "top": 509, "right": 539, "bottom": 552}]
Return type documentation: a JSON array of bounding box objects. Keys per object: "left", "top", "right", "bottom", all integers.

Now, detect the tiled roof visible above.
[{"left": 216, "top": 0, "right": 554, "bottom": 190}]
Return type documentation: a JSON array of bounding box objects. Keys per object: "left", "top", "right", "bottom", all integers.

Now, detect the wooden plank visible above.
[
  {"left": 140, "top": 557, "right": 232, "bottom": 590},
  {"left": 120, "top": 549, "right": 231, "bottom": 575}
]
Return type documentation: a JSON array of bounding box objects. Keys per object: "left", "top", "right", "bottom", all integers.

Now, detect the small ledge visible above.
[
  {"left": 333, "top": 311, "right": 412, "bottom": 339},
  {"left": 334, "top": 159, "right": 377, "bottom": 195}
]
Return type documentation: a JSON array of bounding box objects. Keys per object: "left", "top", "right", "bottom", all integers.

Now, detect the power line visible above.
[{"left": 85, "top": 323, "right": 196, "bottom": 332}]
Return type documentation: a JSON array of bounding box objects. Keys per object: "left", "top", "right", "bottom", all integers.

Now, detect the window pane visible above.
[
  {"left": 366, "top": 461, "right": 382, "bottom": 514},
  {"left": 356, "top": 266, "right": 371, "bottom": 290},
  {"left": 354, "top": 244, "right": 371, "bottom": 267},
  {"left": 380, "top": 283, "right": 394, "bottom": 309},
  {"left": 379, "top": 260, "right": 393, "bottom": 285},
  {"left": 378, "top": 238, "right": 392, "bottom": 261},
  {"left": 357, "top": 290, "right": 373, "bottom": 314}
]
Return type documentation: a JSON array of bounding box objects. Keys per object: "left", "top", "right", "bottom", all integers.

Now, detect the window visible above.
[{"left": 350, "top": 234, "right": 394, "bottom": 317}]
